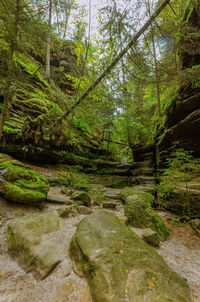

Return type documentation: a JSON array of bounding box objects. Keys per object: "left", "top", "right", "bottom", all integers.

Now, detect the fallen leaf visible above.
[{"left": 148, "top": 281, "right": 155, "bottom": 288}]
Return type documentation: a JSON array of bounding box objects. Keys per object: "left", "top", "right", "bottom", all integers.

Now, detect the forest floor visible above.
[{"left": 0, "top": 163, "right": 199, "bottom": 302}]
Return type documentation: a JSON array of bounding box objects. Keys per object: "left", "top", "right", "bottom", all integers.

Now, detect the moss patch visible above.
[{"left": 0, "top": 154, "right": 49, "bottom": 206}]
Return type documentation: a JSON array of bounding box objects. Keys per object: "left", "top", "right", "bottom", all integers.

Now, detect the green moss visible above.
[
  {"left": 125, "top": 195, "right": 169, "bottom": 241},
  {"left": 164, "top": 93, "right": 179, "bottom": 112},
  {"left": 89, "top": 188, "right": 106, "bottom": 205},
  {"left": 4, "top": 182, "right": 46, "bottom": 206},
  {"left": 0, "top": 158, "right": 49, "bottom": 206}
]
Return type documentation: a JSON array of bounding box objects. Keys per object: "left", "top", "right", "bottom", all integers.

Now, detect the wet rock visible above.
[
  {"left": 124, "top": 195, "right": 169, "bottom": 241},
  {"left": 142, "top": 229, "right": 160, "bottom": 247},
  {"left": 7, "top": 213, "right": 62, "bottom": 279},
  {"left": 70, "top": 210, "right": 191, "bottom": 302},
  {"left": 77, "top": 206, "right": 92, "bottom": 215},
  {"left": 102, "top": 202, "right": 117, "bottom": 209},
  {"left": 71, "top": 191, "right": 91, "bottom": 207},
  {"left": 0, "top": 154, "right": 49, "bottom": 207},
  {"left": 57, "top": 207, "right": 70, "bottom": 218}
]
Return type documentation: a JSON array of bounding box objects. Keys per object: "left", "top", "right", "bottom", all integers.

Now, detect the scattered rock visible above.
[
  {"left": 102, "top": 202, "right": 117, "bottom": 209},
  {"left": 124, "top": 195, "right": 169, "bottom": 241},
  {"left": 70, "top": 210, "right": 190, "bottom": 302},
  {"left": 61, "top": 186, "right": 73, "bottom": 196},
  {"left": 142, "top": 229, "right": 160, "bottom": 247},
  {"left": 89, "top": 187, "right": 106, "bottom": 205},
  {"left": 47, "top": 193, "right": 67, "bottom": 204},
  {"left": 191, "top": 218, "right": 200, "bottom": 230},
  {"left": 7, "top": 213, "right": 63, "bottom": 279},
  {"left": 103, "top": 190, "right": 121, "bottom": 200},
  {"left": 77, "top": 206, "right": 92, "bottom": 215},
  {"left": 71, "top": 191, "right": 91, "bottom": 207},
  {"left": 57, "top": 207, "right": 70, "bottom": 218}
]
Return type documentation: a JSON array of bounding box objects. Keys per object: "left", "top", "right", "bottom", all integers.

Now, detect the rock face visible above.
[
  {"left": 158, "top": 1, "right": 200, "bottom": 159},
  {"left": 7, "top": 213, "right": 62, "bottom": 279},
  {"left": 160, "top": 176, "right": 200, "bottom": 218},
  {"left": 70, "top": 210, "right": 191, "bottom": 302},
  {"left": 0, "top": 154, "right": 49, "bottom": 207},
  {"left": 124, "top": 195, "right": 169, "bottom": 241}
]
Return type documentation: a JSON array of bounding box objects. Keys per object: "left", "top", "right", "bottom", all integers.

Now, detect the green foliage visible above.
[{"left": 159, "top": 149, "right": 200, "bottom": 219}]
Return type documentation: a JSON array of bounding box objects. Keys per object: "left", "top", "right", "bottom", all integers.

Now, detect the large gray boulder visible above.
[
  {"left": 7, "top": 213, "right": 63, "bottom": 279},
  {"left": 70, "top": 210, "right": 191, "bottom": 302}
]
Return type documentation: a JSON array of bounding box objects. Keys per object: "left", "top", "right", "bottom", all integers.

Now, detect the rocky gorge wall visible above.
[{"left": 157, "top": 0, "right": 200, "bottom": 161}]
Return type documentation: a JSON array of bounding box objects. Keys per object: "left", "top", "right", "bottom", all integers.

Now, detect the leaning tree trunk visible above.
[
  {"left": 46, "top": 0, "right": 170, "bottom": 133},
  {"left": 45, "top": 0, "right": 52, "bottom": 83}
]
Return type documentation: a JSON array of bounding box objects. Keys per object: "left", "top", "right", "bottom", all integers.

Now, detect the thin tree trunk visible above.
[
  {"left": 47, "top": 0, "right": 170, "bottom": 133},
  {"left": 151, "top": 27, "right": 161, "bottom": 125},
  {"left": 147, "top": 0, "right": 161, "bottom": 125},
  {"left": 45, "top": 0, "right": 52, "bottom": 83},
  {"left": 0, "top": 0, "right": 20, "bottom": 140}
]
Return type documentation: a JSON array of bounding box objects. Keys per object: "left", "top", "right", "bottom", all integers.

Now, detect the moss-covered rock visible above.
[
  {"left": 120, "top": 187, "right": 155, "bottom": 205},
  {"left": 70, "top": 210, "right": 191, "bottom": 302},
  {"left": 124, "top": 195, "right": 169, "bottom": 241},
  {"left": 7, "top": 213, "right": 62, "bottom": 279},
  {"left": 57, "top": 207, "right": 70, "bottom": 218},
  {"left": 77, "top": 206, "right": 92, "bottom": 214},
  {"left": 142, "top": 229, "right": 160, "bottom": 247},
  {"left": 89, "top": 187, "right": 106, "bottom": 205},
  {"left": 0, "top": 154, "right": 49, "bottom": 207},
  {"left": 71, "top": 191, "right": 91, "bottom": 207}
]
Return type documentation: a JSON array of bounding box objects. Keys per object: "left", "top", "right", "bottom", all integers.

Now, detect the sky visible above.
[{"left": 75, "top": 0, "right": 142, "bottom": 38}]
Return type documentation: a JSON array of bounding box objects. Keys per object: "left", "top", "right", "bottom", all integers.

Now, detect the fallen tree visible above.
[{"left": 47, "top": 0, "right": 170, "bottom": 133}]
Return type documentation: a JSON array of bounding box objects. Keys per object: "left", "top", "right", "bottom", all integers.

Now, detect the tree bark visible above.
[
  {"left": 47, "top": 0, "right": 170, "bottom": 133},
  {"left": 45, "top": 0, "right": 52, "bottom": 83}
]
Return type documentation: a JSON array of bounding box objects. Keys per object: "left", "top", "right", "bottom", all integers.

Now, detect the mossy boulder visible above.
[
  {"left": 77, "top": 206, "right": 92, "bottom": 215},
  {"left": 142, "top": 229, "right": 160, "bottom": 247},
  {"left": 0, "top": 156, "right": 49, "bottom": 207},
  {"left": 89, "top": 187, "right": 106, "bottom": 205},
  {"left": 57, "top": 207, "right": 70, "bottom": 218},
  {"left": 124, "top": 195, "right": 169, "bottom": 241},
  {"left": 71, "top": 191, "right": 91, "bottom": 207},
  {"left": 120, "top": 187, "right": 154, "bottom": 205},
  {"left": 7, "top": 213, "right": 62, "bottom": 279},
  {"left": 70, "top": 210, "right": 191, "bottom": 302}
]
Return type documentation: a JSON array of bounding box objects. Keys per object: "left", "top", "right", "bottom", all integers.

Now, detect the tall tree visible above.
[{"left": 44, "top": 0, "right": 52, "bottom": 82}]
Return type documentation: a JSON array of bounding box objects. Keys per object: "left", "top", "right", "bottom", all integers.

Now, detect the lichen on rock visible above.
[{"left": 70, "top": 210, "right": 191, "bottom": 302}]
